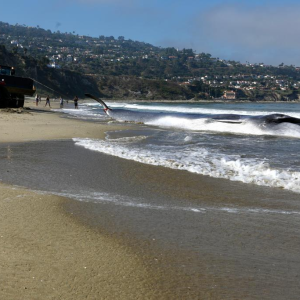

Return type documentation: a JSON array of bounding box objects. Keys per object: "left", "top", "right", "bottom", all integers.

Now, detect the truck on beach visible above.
[{"left": 0, "top": 65, "right": 35, "bottom": 108}]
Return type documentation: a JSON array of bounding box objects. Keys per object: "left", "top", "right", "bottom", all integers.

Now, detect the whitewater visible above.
[{"left": 61, "top": 101, "right": 300, "bottom": 194}]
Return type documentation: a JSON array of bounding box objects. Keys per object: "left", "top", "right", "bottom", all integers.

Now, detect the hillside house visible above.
[{"left": 223, "top": 90, "right": 236, "bottom": 100}]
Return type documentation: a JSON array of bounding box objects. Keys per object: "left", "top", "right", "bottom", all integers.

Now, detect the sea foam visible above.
[{"left": 73, "top": 137, "right": 300, "bottom": 194}]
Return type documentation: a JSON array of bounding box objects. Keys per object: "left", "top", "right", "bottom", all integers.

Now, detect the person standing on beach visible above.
[
  {"left": 60, "top": 96, "right": 64, "bottom": 108},
  {"left": 45, "top": 95, "right": 51, "bottom": 108},
  {"left": 73, "top": 96, "right": 79, "bottom": 109},
  {"left": 35, "top": 94, "right": 39, "bottom": 106}
]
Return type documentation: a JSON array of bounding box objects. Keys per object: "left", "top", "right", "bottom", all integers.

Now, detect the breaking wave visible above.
[{"left": 73, "top": 137, "right": 300, "bottom": 194}]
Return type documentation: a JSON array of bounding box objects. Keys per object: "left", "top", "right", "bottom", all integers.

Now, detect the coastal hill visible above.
[
  {"left": 0, "top": 44, "right": 194, "bottom": 100},
  {"left": 1, "top": 21, "right": 300, "bottom": 100}
]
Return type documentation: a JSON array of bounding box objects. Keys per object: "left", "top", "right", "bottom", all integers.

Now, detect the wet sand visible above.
[
  {"left": 0, "top": 100, "right": 159, "bottom": 299},
  {"left": 0, "top": 99, "right": 300, "bottom": 299},
  {"left": 0, "top": 183, "right": 159, "bottom": 300}
]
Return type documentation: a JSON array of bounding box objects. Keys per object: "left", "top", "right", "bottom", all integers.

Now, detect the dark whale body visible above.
[
  {"left": 85, "top": 94, "right": 300, "bottom": 127},
  {"left": 260, "top": 113, "right": 300, "bottom": 125}
]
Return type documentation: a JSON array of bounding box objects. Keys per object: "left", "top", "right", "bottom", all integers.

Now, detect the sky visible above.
[{"left": 1, "top": 0, "right": 300, "bottom": 66}]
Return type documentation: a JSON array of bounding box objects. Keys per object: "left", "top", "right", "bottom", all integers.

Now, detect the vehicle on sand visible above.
[{"left": 0, "top": 65, "right": 35, "bottom": 108}]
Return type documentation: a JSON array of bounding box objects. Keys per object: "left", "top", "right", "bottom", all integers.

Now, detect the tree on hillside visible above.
[
  {"left": 12, "top": 46, "right": 18, "bottom": 54},
  {"left": 38, "top": 56, "right": 50, "bottom": 67}
]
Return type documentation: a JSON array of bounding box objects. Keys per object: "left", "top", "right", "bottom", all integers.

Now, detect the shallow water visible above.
[
  {"left": 59, "top": 101, "right": 300, "bottom": 193},
  {"left": 0, "top": 140, "right": 299, "bottom": 299}
]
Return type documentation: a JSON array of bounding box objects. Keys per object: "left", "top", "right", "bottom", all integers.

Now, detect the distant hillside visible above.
[
  {"left": 93, "top": 75, "right": 194, "bottom": 100},
  {"left": 1, "top": 21, "right": 300, "bottom": 101},
  {"left": 2, "top": 21, "right": 300, "bottom": 81},
  {"left": 0, "top": 45, "right": 196, "bottom": 100},
  {"left": 0, "top": 45, "right": 99, "bottom": 98}
]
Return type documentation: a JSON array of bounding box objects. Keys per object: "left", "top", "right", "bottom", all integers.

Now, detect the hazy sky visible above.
[{"left": 1, "top": 0, "right": 300, "bottom": 66}]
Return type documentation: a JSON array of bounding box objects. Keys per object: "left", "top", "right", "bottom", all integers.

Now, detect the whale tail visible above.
[
  {"left": 84, "top": 93, "right": 111, "bottom": 113},
  {"left": 263, "top": 114, "right": 300, "bottom": 125}
]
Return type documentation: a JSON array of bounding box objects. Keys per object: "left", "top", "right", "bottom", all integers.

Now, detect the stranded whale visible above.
[{"left": 85, "top": 93, "right": 300, "bottom": 127}]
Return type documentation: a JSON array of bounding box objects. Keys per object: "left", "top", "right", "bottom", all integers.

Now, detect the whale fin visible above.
[
  {"left": 84, "top": 93, "right": 111, "bottom": 111},
  {"left": 215, "top": 120, "right": 243, "bottom": 124}
]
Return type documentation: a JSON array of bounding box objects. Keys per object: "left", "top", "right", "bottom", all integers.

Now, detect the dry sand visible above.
[
  {"left": 0, "top": 99, "right": 157, "bottom": 299},
  {"left": 0, "top": 99, "right": 121, "bottom": 142}
]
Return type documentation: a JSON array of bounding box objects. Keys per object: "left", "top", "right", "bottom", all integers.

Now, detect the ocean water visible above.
[
  {"left": 62, "top": 101, "right": 300, "bottom": 194},
  {"left": 1, "top": 101, "right": 300, "bottom": 298}
]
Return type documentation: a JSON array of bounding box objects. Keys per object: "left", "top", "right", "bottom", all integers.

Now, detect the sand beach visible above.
[
  {"left": 0, "top": 183, "right": 157, "bottom": 300},
  {"left": 1, "top": 98, "right": 300, "bottom": 299},
  {"left": 0, "top": 100, "right": 158, "bottom": 299}
]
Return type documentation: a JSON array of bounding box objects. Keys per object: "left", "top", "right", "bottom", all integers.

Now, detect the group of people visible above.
[{"left": 35, "top": 95, "right": 79, "bottom": 109}]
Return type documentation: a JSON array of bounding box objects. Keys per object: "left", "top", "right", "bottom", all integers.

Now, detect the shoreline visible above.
[
  {"left": 1, "top": 99, "right": 300, "bottom": 299},
  {"left": 1, "top": 101, "right": 212, "bottom": 299},
  {"left": 0, "top": 99, "right": 125, "bottom": 143},
  {"left": 27, "top": 96, "right": 300, "bottom": 104},
  {"left": 0, "top": 101, "right": 160, "bottom": 299}
]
